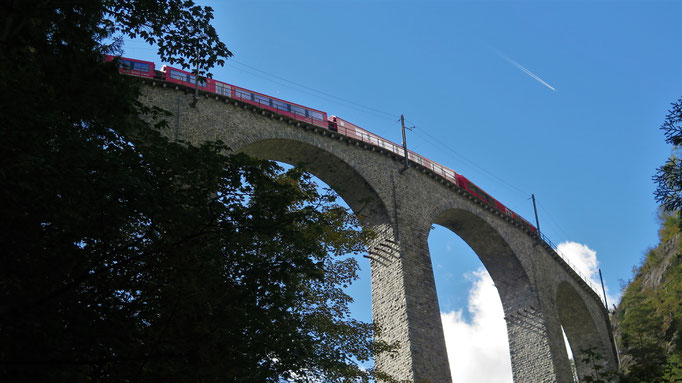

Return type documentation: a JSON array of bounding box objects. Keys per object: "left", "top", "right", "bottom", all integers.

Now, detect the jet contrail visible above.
[{"left": 498, "top": 52, "right": 557, "bottom": 92}]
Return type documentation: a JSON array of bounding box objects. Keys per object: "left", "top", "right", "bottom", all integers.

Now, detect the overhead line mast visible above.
[
  {"left": 400, "top": 115, "right": 414, "bottom": 174},
  {"left": 532, "top": 194, "right": 541, "bottom": 236},
  {"left": 400, "top": 115, "right": 409, "bottom": 172}
]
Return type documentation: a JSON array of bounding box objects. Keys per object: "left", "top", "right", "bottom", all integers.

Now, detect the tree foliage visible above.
[
  {"left": 616, "top": 228, "right": 682, "bottom": 382},
  {"left": 0, "top": 1, "right": 392, "bottom": 381},
  {"left": 654, "top": 98, "right": 682, "bottom": 213},
  {"left": 578, "top": 347, "right": 620, "bottom": 383}
]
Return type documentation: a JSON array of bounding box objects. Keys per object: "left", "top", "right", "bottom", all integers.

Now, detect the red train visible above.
[{"left": 106, "top": 55, "right": 537, "bottom": 236}]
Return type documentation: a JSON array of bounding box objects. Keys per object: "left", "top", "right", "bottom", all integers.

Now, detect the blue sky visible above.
[{"left": 120, "top": 0, "right": 682, "bottom": 380}]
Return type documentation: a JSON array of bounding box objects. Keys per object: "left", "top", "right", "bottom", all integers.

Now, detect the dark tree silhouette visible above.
[{"left": 0, "top": 1, "right": 393, "bottom": 381}]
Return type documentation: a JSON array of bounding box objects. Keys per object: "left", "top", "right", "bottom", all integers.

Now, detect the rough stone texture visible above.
[{"left": 139, "top": 83, "right": 617, "bottom": 382}]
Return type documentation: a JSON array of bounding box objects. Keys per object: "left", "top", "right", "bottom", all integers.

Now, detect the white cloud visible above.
[
  {"left": 441, "top": 268, "right": 513, "bottom": 383},
  {"left": 557, "top": 241, "right": 598, "bottom": 279},
  {"left": 439, "top": 243, "right": 617, "bottom": 382},
  {"left": 556, "top": 241, "right": 620, "bottom": 307}
]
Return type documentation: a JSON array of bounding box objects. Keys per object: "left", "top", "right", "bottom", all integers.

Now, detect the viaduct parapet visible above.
[{"left": 140, "top": 82, "right": 617, "bottom": 382}]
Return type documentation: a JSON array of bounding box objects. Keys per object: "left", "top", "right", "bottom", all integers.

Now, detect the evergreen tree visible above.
[{"left": 654, "top": 98, "right": 682, "bottom": 213}]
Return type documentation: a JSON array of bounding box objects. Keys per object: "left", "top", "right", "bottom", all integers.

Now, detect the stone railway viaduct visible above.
[{"left": 140, "top": 82, "right": 618, "bottom": 382}]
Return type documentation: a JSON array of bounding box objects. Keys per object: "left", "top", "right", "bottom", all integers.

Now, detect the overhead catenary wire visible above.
[
  {"left": 225, "top": 64, "right": 398, "bottom": 120},
  {"left": 229, "top": 60, "right": 400, "bottom": 119},
  {"left": 405, "top": 119, "right": 577, "bottom": 243},
  {"left": 118, "top": 39, "right": 400, "bottom": 119},
  {"left": 536, "top": 201, "right": 573, "bottom": 240},
  {"left": 406, "top": 120, "right": 529, "bottom": 197},
  {"left": 408, "top": 121, "right": 577, "bottom": 243}
]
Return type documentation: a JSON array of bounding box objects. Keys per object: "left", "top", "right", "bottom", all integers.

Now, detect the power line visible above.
[
  {"left": 229, "top": 60, "right": 399, "bottom": 119},
  {"left": 536, "top": 202, "right": 572, "bottom": 240},
  {"left": 225, "top": 63, "right": 397, "bottom": 120},
  {"left": 406, "top": 121, "right": 529, "bottom": 197},
  {"left": 119, "top": 40, "right": 396, "bottom": 118}
]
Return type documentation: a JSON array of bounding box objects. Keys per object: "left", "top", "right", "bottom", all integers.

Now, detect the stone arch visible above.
[
  {"left": 556, "top": 281, "right": 610, "bottom": 380},
  {"left": 237, "top": 137, "right": 423, "bottom": 380},
  {"left": 430, "top": 207, "right": 534, "bottom": 306},
  {"left": 427, "top": 205, "right": 561, "bottom": 382},
  {"left": 237, "top": 138, "right": 391, "bottom": 227}
]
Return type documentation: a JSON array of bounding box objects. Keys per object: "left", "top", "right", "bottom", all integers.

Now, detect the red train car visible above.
[
  {"left": 161, "top": 65, "right": 216, "bottom": 93},
  {"left": 455, "top": 174, "right": 496, "bottom": 206},
  {"left": 160, "top": 65, "right": 328, "bottom": 128},
  {"left": 454, "top": 174, "right": 536, "bottom": 234},
  {"left": 105, "top": 55, "right": 155, "bottom": 79},
  {"left": 230, "top": 84, "right": 328, "bottom": 128}
]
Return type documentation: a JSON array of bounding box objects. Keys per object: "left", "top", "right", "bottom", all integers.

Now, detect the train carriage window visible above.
[
  {"left": 120, "top": 59, "right": 150, "bottom": 72},
  {"left": 215, "top": 83, "right": 231, "bottom": 96},
  {"left": 253, "top": 94, "right": 270, "bottom": 106},
  {"left": 132, "top": 61, "right": 150, "bottom": 72},
  {"left": 188, "top": 74, "right": 207, "bottom": 87},
  {"left": 272, "top": 99, "right": 288, "bottom": 112},
  {"left": 169, "top": 69, "right": 186, "bottom": 82},
  {"left": 169, "top": 69, "right": 206, "bottom": 87},
  {"left": 309, "top": 110, "right": 324, "bottom": 121},
  {"left": 444, "top": 169, "right": 455, "bottom": 180},
  {"left": 120, "top": 59, "right": 135, "bottom": 70},
  {"left": 290, "top": 105, "right": 306, "bottom": 116},
  {"left": 235, "top": 89, "right": 252, "bottom": 100}
]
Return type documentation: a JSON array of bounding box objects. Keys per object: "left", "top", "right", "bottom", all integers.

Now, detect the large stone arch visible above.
[
  {"left": 238, "top": 138, "right": 389, "bottom": 227},
  {"left": 222, "top": 138, "right": 426, "bottom": 381},
  {"left": 431, "top": 207, "right": 534, "bottom": 306},
  {"left": 556, "top": 281, "right": 614, "bottom": 380},
  {"left": 423, "top": 202, "right": 560, "bottom": 382},
  {"left": 236, "top": 138, "right": 430, "bottom": 380}
]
